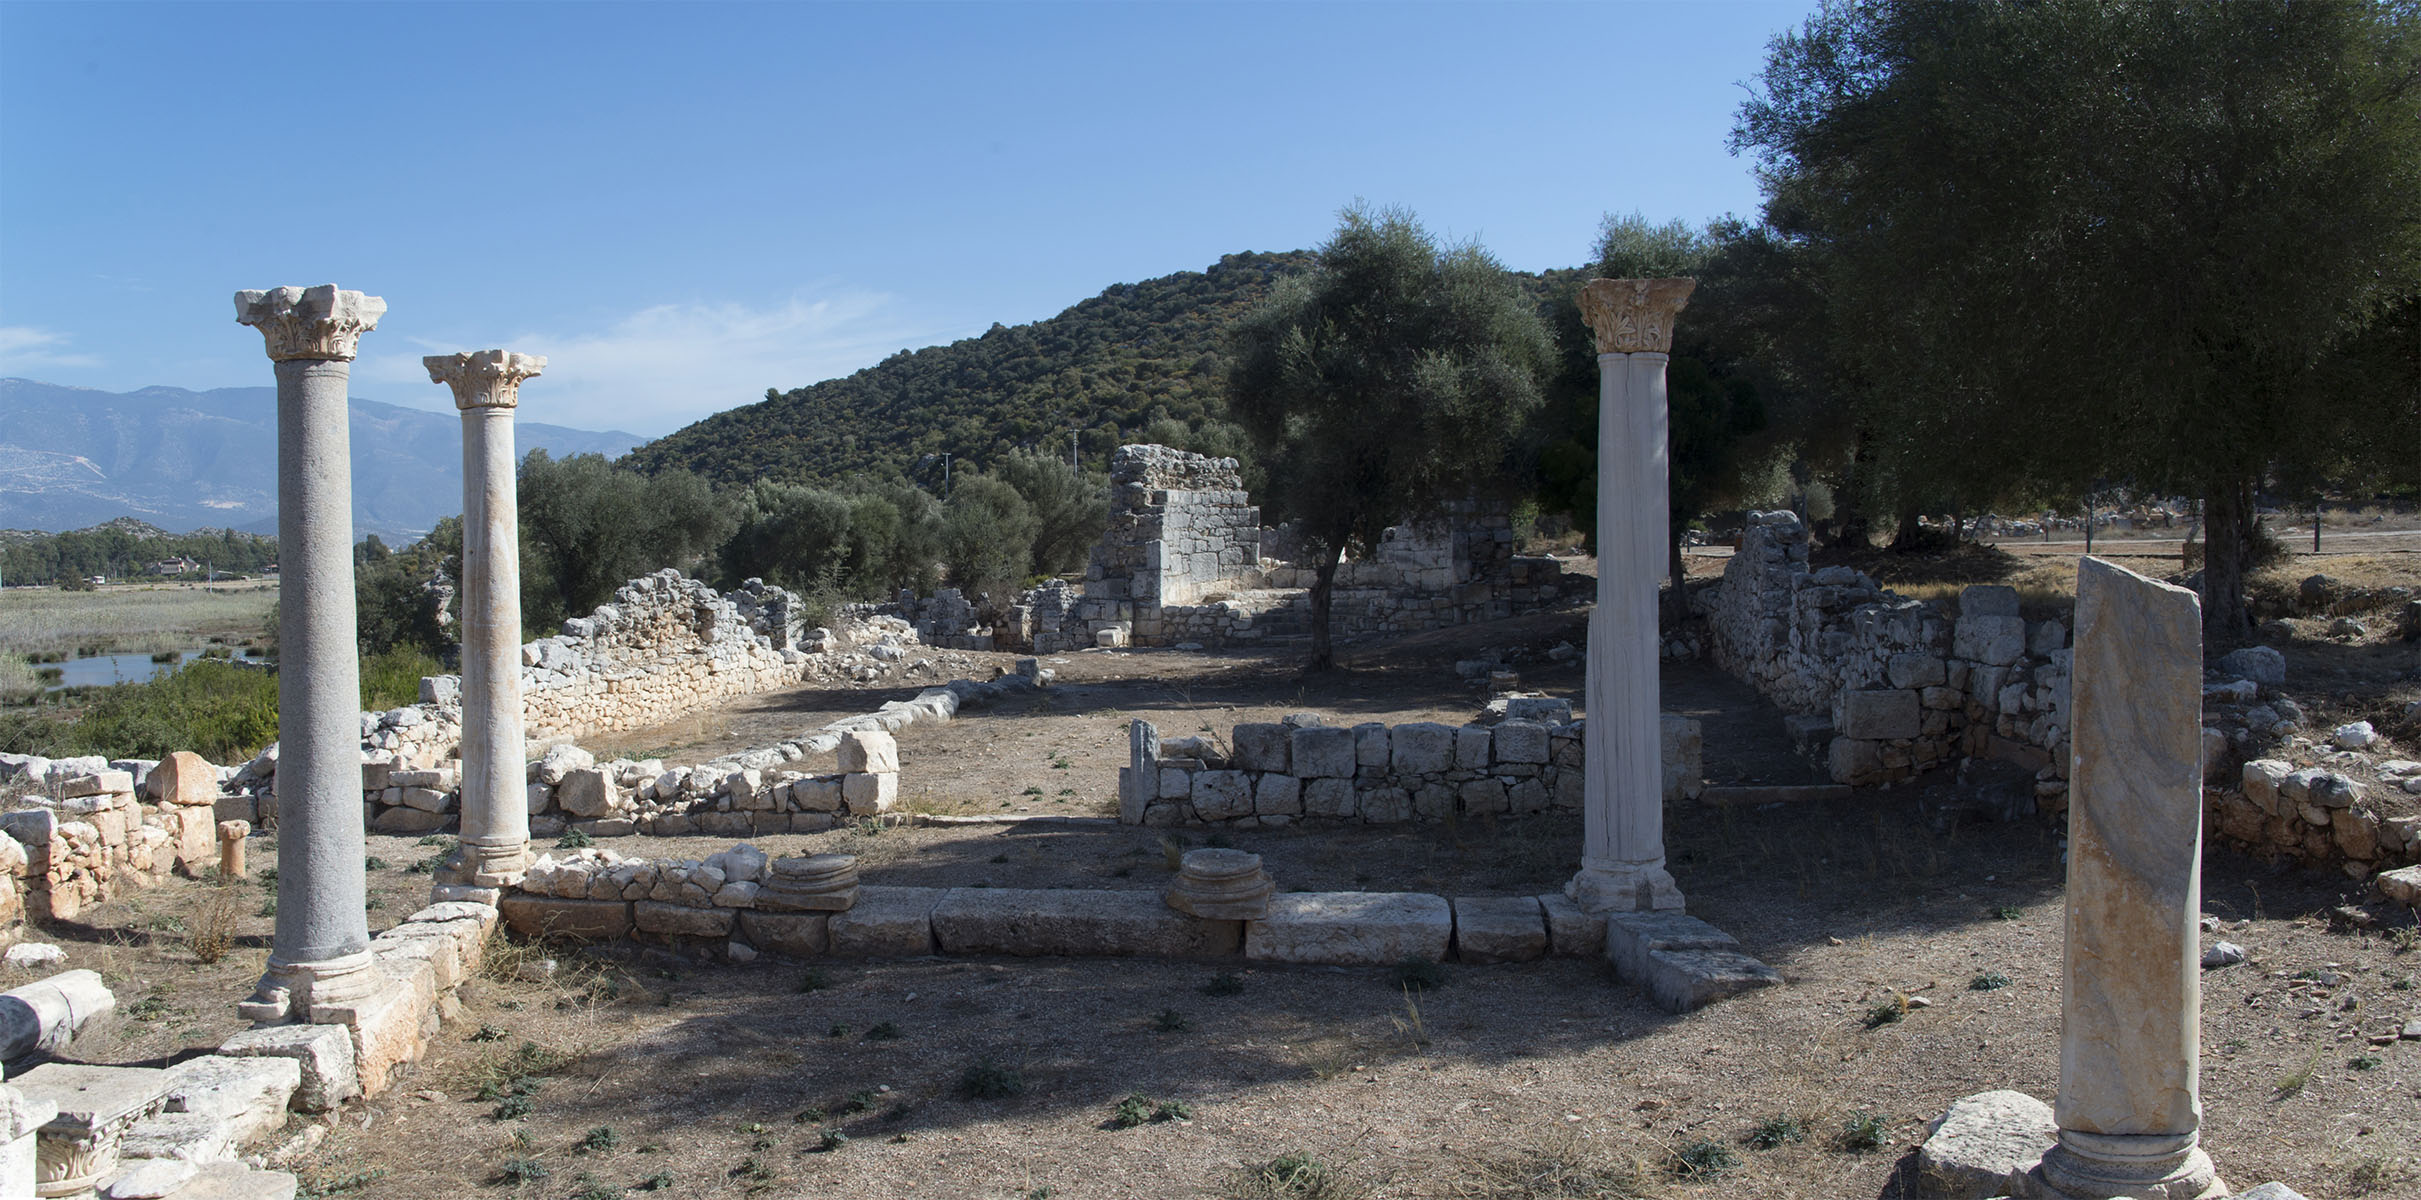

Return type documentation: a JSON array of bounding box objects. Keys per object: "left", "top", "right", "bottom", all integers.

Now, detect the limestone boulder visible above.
[
  {"left": 1916, "top": 1089, "right": 2055, "bottom": 1199},
  {"left": 555, "top": 768, "right": 619, "bottom": 818},
  {"left": 146, "top": 751, "right": 220, "bottom": 807}
]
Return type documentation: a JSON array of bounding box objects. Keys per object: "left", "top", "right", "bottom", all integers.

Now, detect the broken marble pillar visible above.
[
  {"left": 2019, "top": 557, "right": 2223, "bottom": 1199},
  {"left": 1567, "top": 277, "right": 1694, "bottom": 913},
  {"left": 1164, "top": 848, "right": 1272, "bottom": 919},
  {"left": 1, "top": 969, "right": 116, "bottom": 1064}
]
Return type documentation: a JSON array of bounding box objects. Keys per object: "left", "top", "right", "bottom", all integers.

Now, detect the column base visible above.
[
  {"left": 435, "top": 839, "right": 532, "bottom": 890},
  {"left": 1565, "top": 857, "right": 1685, "bottom": 913},
  {"left": 2015, "top": 1131, "right": 2225, "bottom": 1200},
  {"left": 239, "top": 950, "right": 378, "bottom": 1023}
]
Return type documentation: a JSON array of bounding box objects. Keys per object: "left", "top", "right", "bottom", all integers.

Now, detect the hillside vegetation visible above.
[{"left": 623, "top": 251, "right": 1313, "bottom": 487}]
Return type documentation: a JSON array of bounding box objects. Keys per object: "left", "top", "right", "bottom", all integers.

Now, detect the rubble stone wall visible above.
[
  {"left": 0, "top": 761, "right": 226, "bottom": 925},
  {"left": 1701, "top": 511, "right": 2076, "bottom": 809},
  {"left": 1117, "top": 709, "right": 1703, "bottom": 829}
]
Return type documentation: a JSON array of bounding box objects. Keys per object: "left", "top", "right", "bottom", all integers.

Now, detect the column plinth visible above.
[
  {"left": 234, "top": 285, "right": 383, "bottom": 1020},
  {"left": 1565, "top": 278, "right": 1693, "bottom": 914},
  {"left": 425, "top": 350, "right": 544, "bottom": 896}
]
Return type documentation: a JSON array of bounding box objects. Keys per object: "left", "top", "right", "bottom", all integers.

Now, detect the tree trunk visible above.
[
  {"left": 1307, "top": 544, "right": 1343, "bottom": 672},
  {"left": 2201, "top": 477, "right": 2256, "bottom": 646},
  {"left": 1889, "top": 502, "right": 1924, "bottom": 552},
  {"left": 1833, "top": 429, "right": 1875, "bottom": 549}
]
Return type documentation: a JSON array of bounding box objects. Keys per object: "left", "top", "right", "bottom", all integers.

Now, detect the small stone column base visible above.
[
  {"left": 2018, "top": 1131, "right": 2225, "bottom": 1200},
  {"left": 1565, "top": 855, "right": 1683, "bottom": 914},
  {"left": 239, "top": 949, "right": 379, "bottom": 1023},
  {"left": 436, "top": 839, "right": 533, "bottom": 888}
]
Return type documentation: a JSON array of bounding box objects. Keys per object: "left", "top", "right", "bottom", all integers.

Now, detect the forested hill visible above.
[{"left": 622, "top": 251, "right": 1315, "bottom": 487}]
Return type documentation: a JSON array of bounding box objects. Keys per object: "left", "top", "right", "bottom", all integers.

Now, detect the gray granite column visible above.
[
  {"left": 2022, "top": 556, "right": 2224, "bottom": 1199},
  {"left": 425, "top": 350, "right": 545, "bottom": 901},
  {"left": 234, "top": 285, "right": 384, "bottom": 1020},
  {"left": 1566, "top": 278, "right": 1693, "bottom": 913}
]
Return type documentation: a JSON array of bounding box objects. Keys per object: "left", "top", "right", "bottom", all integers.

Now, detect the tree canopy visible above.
[
  {"left": 1227, "top": 205, "right": 1553, "bottom": 668},
  {"left": 1735, "top": 0, "right": 2421, "bottom": 639}
]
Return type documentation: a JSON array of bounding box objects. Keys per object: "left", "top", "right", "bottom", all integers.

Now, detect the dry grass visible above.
[
  {"left": 0, "top": 582, "right": 277, "bottom": 658},
  {"left": 186, "top": 879, "right": 245, "bottom": 964}
]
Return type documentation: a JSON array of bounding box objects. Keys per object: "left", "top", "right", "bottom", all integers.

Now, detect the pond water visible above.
[{"left": 47, "top": 649, "right": 215, "bottom": 690}]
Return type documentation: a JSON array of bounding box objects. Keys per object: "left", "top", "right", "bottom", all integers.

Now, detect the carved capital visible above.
[
  {"left": 425, "top": 349, "right": 546, "bottom": 410},
  {"left": 233, "top": 284, "right": 385, "bottom": 361},
  {"left": 1578, "top": 277, "right": 1696, "bottom": 355}
]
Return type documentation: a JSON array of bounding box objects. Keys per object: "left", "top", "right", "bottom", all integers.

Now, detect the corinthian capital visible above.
[
  {"left": 233, "top": 285, "right": 386, "bottom": 361},
  {"left": 424, "top": 349, "right": 547, "bottom": 410},
  {"left": 1578, "top": 277, "right": 1696, "bottom": 355}
]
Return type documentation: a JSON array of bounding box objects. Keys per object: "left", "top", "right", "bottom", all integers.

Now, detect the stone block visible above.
[
  {"left": 837, "top": 730, "right": 899, "bottom": 774},
  {"left": 1960, "top": 584, "right": 2021, "bottom": 619},
  {"left": 841, "top": 772, "right": 899, "bottom": 813},
  {"left": 1289, "top": 726, "right": 1357, "bottom": 778},
  {"left": 632, "top": 901, "right": 733, "bottom": 938},
  {"left": 790, "top": 777, "right": 843, "bottom": 812},
  {"left": 1916, "top": 1089, "right": 2055, "bottom": 1199},
  {"left": 1301, "top": 778, "right": 1357, "bottom": 818},
  {"left": 1230, "top": 724, "right": 1290, "bottom": 773},
  {"left": 119, "top": 1109, "right": 236, "bottom": 1169},
  {"left": 1537, "top": 893, "right": 1606, "bottom": 958},
  {"left": 1886, "top": 652, "right": 1948, "bottom": 689},
  {"left": 1190, "top": 770, "right": 1254, "bottom": 821},
  {"left": 1840, "top": 689, "right": 1921, "bottom": 740},
  {"left": 1954, "top": 615, "right": 2028, "bottom": 666},
  {"left": 554, "top": 768, "right": 619, "bottom": 818},
  {"left": 1458, "top": 778, "right": 1508, "bottom": 814},
  {"left": 1245, "top": 892, "right": 1452, "bottom": 965},
  {"left": 1390, "top": 722, "right": 1455, "bottom": 775},
  {"left": 2217, "top": 645, "right": 2286, "bottom": 686},
  {"left": 1492, "top": 720, "right": 1550, "bottom": 765},
  {"left": 826, "top": 885, "right": 942, "bottom": 957},
  {"left": 147, "top": 751, "right": 219, "bottom": 807},
  {"left": 1828, "top": 737, "right": 1882, "bottom": 783},
  {"left": 1604, "top": 911, "right": 1739, "bottom": 985},
  {"left": 216, "top": 1023, "right": 358, "bottom": 1113},
  {"left": 737, "top": 911, "right": 830, "bottom": 957},
  {"left": 1353, "top": 723, "right": 1390, "bottom": 768},
  {"left": 1634, "top": 947, "right": 1783, "bottom": 1013},
  {"left": 1451, "top": 896, "right": 1546, "bottom": 964},
  {"left": 1454, "top": 724, "right": 1491, "bottom": 769},
  {"left": 1253, "top": 774, "right": 1302, "bottom": 815},
  {"left": 498, "top": 895, "right": 632, "bottom": 940},
  {"left": 312, "top": 978, "right": 428, "bottom": 1098},
  {"left": 932, "top": 888, "right": 1242, "bottom": 957},
  {"left": 128, "top": 1161, "right": 296, "bottom": 1200},
  {"left": 161, "top": 1054, "right": 299, "bottom": 1148},
  {"left": 369, "top": 807, "right": 447, "bottom": 835},
  {"left": 395, "top": 787, "right": 450, "bottom": 813}
]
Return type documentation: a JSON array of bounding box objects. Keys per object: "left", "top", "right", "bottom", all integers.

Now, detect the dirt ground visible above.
[{"left": 11, "top": 608, "right": 2418, "bottom": 1200}]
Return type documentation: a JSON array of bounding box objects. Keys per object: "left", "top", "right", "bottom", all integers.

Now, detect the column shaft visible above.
[
  {"left": 2028, "top": 556, "right": 2220, "bottom": 1199},
  {"left": 1569, "top": 351, "right": 1682, "bottom": 911},
  {"left": 270, "top": 358, "right": 371, "bottom": 969},
  {"left": 455, "top": 405, "right": 527, "bottom": 872}
]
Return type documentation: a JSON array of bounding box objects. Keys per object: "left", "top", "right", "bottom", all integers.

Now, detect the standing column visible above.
[
  {"left": 234, "top": 285, "right": 384, "bottom": 1020},
  {"left": 1566, "top": 277, "right": 1694, "bottom": 913},
  {"left": 425, "top": 350, "right": 546, "bottom": 900},
  {"left": 2022, "top": 557, "right": 2224, "bottom": 1199}
]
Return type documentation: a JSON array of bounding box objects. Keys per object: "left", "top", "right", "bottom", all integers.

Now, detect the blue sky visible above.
[{"left": 1, "top": 0, "right": 1819, "bottom": 437}]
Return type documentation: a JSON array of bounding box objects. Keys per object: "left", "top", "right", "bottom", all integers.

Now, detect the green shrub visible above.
[
  {"left": 1672, "top": 1139, "right": 1739, "bottom": 1177},
  {"left": 959, "top": 1060, "right": 1025, "bottom": 1100},
  {"left": 359, "top": 645, "right": 443, "bottom": 712}
]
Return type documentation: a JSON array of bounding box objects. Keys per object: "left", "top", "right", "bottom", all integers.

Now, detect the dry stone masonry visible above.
[{"left": 1115, "top": 709, "right": 1702, "bottom": 829}]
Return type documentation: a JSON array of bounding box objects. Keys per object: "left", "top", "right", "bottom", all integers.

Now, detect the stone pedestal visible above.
[
  {"left": 425, "top": 350, "right": 546, "bottom": 895},
  {"left": 235, "top": 285, "right": 384, "bottom": 1020},
  {"left": 1165, "top": 848, "right": 1273, "bottom": 919},
  {"left": 756, "top": 854, "right": 861, "bottom": 911},
  {"left": 0, "top": 1084, "right": 56, "bottom": 1200},
  {"left": 2018, "top": 557, "right": 2224, "bottom": 1200},
  {"left": 11, "top": 1063, "right": 170, "bottom": 1198},
  {"left": 1566, "top": 277, "right": 1694, "bottom": 913}
]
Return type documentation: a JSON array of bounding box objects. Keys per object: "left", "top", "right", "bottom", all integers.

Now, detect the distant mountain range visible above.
[{"left": 0, "top": 379, "right": 642, "bottom": 540}]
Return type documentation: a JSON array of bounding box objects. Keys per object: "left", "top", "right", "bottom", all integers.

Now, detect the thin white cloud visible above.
[
  {"left": 0, "top": 326, "right": 102, "bottom": 373},
  {"left": 360, "top": 290, "right": 951, "bottom": 438}
]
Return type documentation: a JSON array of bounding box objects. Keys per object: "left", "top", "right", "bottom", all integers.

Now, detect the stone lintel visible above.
[
  {"left": 424, "top": 349, "right": 546, "bottom": 410},
  {"left": 1577, "top": 277, "right": 1695, "bottom": 355},
  {"left": 234, "top": 285, "right": 384, "bottom": 361}
]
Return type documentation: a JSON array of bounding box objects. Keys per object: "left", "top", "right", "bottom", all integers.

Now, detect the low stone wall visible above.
[
  {"left": 0, "top": 756, "right": 225, "bottom": 924},
  {"left": 1701, "top": 511, "right": 2074, "bottom": 807},
  {"left": 2203, "top": 757, "right": 2421, "bottom": 880},
  {"left": 1114, "top": 708, "right": 1701, "bottom": 828}
]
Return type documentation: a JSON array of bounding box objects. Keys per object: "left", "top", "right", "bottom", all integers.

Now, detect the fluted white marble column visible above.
[
  {"left": 234, "top": 285, "right": 384, "bottom": 1020},
  {"left": 426, "top": 350, "right": 546, "bottom": 901},
  {"left": 2020, "top": 557, "right": 2224, "bottom": 1199},
  {"left": 1566, "top": 277, "right": 1694, "bottom": 913}
]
